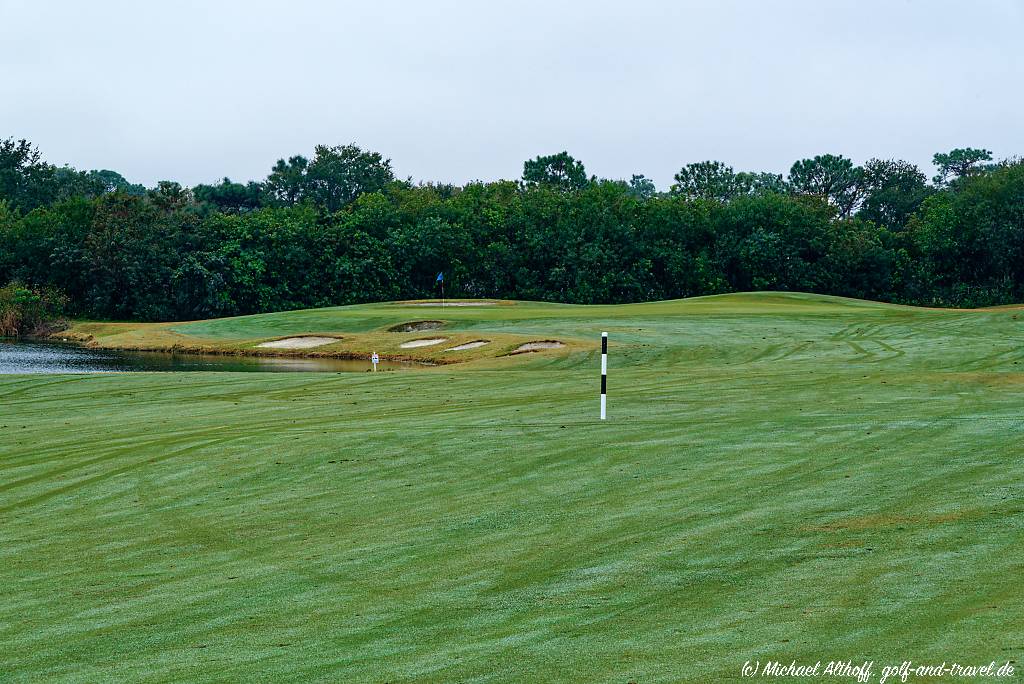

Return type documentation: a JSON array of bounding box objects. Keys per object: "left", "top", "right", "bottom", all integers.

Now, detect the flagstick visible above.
[
  {"left": 600, "top": 332, "right": 607, "bottom": 420},
  {"left": 441, "top": 279, "right": 445, "bottom": 310}
]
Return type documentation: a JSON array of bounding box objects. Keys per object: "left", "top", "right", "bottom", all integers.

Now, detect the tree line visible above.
[{"left": 1, "top": 137, "right": 1021, "bottom": 322}]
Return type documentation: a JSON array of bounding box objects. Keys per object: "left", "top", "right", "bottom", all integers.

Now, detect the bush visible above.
[{"left": 0, "top": 282, "right": 68, "bottom": 337}]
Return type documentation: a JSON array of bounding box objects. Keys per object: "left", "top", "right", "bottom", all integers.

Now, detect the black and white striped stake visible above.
[{"left": 600, "top": 332, "right": 608, "bottom": 420}]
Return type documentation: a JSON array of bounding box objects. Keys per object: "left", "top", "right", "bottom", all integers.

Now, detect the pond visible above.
[{"left": 0, "top": 340, "right": 418, "bottom": 374}]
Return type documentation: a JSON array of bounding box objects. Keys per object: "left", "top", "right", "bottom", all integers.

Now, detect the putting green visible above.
[{"left": 2, "top": 292, "right": 1022, "bottom": 682}]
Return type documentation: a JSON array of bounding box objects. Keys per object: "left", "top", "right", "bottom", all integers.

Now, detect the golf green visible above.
[{"left": 2, "top": 293, "right": 1021, "bottom": 682}]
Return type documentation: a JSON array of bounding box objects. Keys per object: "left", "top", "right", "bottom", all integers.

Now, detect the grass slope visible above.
[
  {"left": 57, "top": 292, "right": 925, "bottom": 364},
  {"left": 3, "top": 292, "right": 1023, "bottom": 682}
]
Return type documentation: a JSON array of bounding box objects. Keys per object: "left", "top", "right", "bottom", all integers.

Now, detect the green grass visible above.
[{"left": 2, "top": 292, "right": 1023, "bottom": 682}]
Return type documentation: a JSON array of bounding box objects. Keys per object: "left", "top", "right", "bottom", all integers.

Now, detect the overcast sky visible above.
[{"left": 3, "top": 0, "right": 1022, "bottom": 189}]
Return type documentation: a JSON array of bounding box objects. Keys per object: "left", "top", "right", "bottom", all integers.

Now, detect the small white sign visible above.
[{"left": 371, "top": 352, "right": 379, "bottom": 371}]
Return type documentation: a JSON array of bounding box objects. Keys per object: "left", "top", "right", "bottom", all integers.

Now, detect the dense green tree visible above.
[
  {"left": 858, "top": 159, "right": 931, "bottom": 230},
  {"left": 931, "top": 147, "right": 993, "bottom": 185},
  {"left": 194, "top": 177, "right": 264, "bottom": 212},
  {"left": 82, "top": 193, "right": 181, "bottom": 319},
  {"left": 822, "top": 218, "right": 896, "bottom": 299},
  {"left": 522, "top": 152, "right": 589, "bottom": 192},
  {"left": 627, "top": 174, "right": 657, "bottom": 199},
  {"left": 262, "top": 145, "right": 394, "bottom": 212},
  {"left": 673, "top": 164, "right": 789, "bottom": 202},
  {"left": 148, "top": 181, "right": 192, "bottom": 211},
  {"left": 5, "top": 137, "right": 1024, "bottom": 320},
  {"left": 264, "top": 155, "right": 310, "bottom": 206},
  {"left": 788, "top": 154, "right": 865, "bottom": 217},
  {"left": 672, "top": 161, "right": 745, "bottom": 201},
  {"left": 735, "top": 171, "right": 788, "bottom": 195},
  {"left": 0, "top": 141, "right": 143, "bottom": 214},
  {"left": 86, "top": 169, "right": 145, "bottom": 195},
  {"left": 714, "top": 192, "right": 834, "bottom": 292},
  {"left": 306, "top": 144, "right": 394, "bottom": 212},
  {"left": 50, "top": 167, "right": 107, "bottom": 201},
  {"left": 0, "top": 138, "right": 56, "bottom": 212},
  {"left": 908, "top": 160, "right": 1024, "bottom": 305}
]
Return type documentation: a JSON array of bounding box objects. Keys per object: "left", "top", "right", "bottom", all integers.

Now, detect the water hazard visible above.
[{"left": 0, "top": 340, "right": 417, "bottom": 374}]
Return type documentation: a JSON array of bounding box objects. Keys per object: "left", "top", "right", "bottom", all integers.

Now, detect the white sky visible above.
[{"left": 3, "top": 0, "right": 1022, "bottom": 189}]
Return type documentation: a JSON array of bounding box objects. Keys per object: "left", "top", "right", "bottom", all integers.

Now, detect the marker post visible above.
[
  {"left": 600, "top": 332, "right": 607, "bottom": 420},
  {"left": 371, "top": 352, "right": 379, "bottom": 372}
]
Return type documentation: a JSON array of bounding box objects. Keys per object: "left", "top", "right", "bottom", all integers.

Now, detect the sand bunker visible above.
[
  {"left": 388, "top": 320, "right": 445, "bottom": 332},
  {"left": 408, "top": 302, "right": 496, "bottom": 307},
  {"left": 445, "top": 340, "right": 490, "bottom": 351},
  {"left": 257, "top": 336, "right": 340, "bottom": 349},
  {"left": 399, "top": 338, "right": 447, "bottom": 348},
  {"left": 512, "top": 341, "right": 565, "bottom": 353}
]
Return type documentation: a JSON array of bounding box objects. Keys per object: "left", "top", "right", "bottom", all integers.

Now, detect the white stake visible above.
[
  {"left": 371, "top": 351, "right": 379, "bottom": 372},
  {"left": 600, "top": 332, "right": 607, "bottom": 420}
]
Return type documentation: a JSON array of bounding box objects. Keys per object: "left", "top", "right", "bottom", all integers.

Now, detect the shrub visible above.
[{"left": 0, "top": 282, "right": 68, "bottom": 337}]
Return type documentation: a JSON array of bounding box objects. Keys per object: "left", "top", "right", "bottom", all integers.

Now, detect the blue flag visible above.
[{"left": 436, "top": 272, "right": 444, "bottom": 283}]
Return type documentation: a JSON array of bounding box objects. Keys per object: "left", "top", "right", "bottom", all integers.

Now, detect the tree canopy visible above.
[
  {"left": 931, "top": 147, "right": 993, "bottom": 185},
  {"left": 2, "top": 137, "right": 1022, "bottom": 322},
  {"left": 522, "top": 152, "right": 589, "bottom": 191}
]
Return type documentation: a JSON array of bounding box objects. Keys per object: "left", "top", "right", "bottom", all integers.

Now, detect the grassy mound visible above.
[{"left": 54, "top": 292, "right": 940, "bottom": 364}]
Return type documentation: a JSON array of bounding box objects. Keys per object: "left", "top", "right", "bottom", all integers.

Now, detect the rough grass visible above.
[{"left": 3, "top": 292, "right": 1023, "bottom": 682}]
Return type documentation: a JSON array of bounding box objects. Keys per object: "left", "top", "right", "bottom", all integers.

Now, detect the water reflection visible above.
[{"left": 0, "top": 340, "right": 416, "bottom": 374}]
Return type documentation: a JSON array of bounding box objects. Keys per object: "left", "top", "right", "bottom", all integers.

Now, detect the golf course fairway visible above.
[{"left": 2, "top": 292, "right": 1022, "bottom": 682}]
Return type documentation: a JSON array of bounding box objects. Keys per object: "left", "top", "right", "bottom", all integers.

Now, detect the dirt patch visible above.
[
  {"left": 445, "top": 340, "right": 490, "bottom": 351},
  {"left": 256, "top": 336, "right": 341, "bottom": 349},
  {"left": 510, "top": 341, "right": 565, "bottom": 354},
  {"left": 399, "top": 338, "right": 448, "bottom": 348},
  {"left": 388, "top": 320, "right": 445, "bottom": 333}
]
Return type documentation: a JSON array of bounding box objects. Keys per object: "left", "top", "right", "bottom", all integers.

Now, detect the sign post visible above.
[
  {"left": 600, "top": 332, "right": 607, "bottom": 420},
  {"left": 371, "top": 351, "right": 379, "bottom": 372}
]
